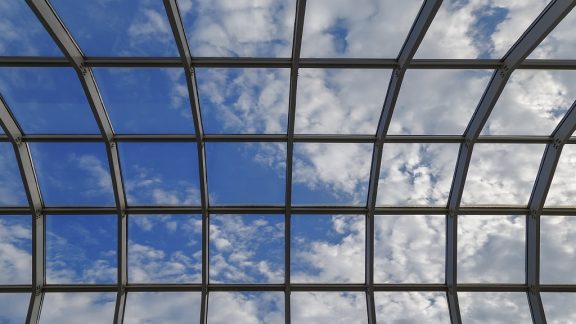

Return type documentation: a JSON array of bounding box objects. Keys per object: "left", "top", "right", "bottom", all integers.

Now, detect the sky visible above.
[{"left": 1, "top": 0, "right": 576, "bottom": 323}]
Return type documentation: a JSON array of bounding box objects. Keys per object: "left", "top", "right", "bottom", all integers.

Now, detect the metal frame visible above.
[{"left": 0, "top": 0, "right": 575, "bottom": 323}]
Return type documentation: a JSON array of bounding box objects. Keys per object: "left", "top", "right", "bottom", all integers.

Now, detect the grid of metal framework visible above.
[{"left": 1, "top": 0, "right": 576, "bottom": 323}]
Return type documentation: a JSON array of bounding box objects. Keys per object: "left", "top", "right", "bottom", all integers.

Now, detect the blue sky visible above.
[{"left": 2, "top": 0, "right": 576, "bottom": 323}]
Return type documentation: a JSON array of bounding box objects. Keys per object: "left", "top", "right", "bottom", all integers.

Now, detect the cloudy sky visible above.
[{"left": 1, "top": 0, "right": 576, "bottom": 323}]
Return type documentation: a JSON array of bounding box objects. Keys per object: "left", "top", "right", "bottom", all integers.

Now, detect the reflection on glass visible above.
[
  {"left": 0, "top": 293, "right": 30, "bottom": 324},
  {"left": 545, "top": 145, "right": 576, "bottom": 207},
  {"left": 295, "top": 69, "right": 390, "bottom": 134},
  {"left": 375, "top": 292, "right": 450, "bottom": 323},
  {"left": 0, "top": 143, "right": 28, "bottom": 206},
  {"left": 0, "top": 216, "right": 31, "bottom": 284},
  {"left": 124, "top": 292, "right": 201, "bottom": 324},
  {"left": 541, "top": 293, "right": 576, "bottom": 323},
  {"left": 291, "top": 292, "right": 368, "bottom": 323},
  {"left": 39, "top": 293, "right": 116, "bottom": 324},
  {"left": 291, "top": 215, "right": 364, "bottom": 283},
  {"left": 541, "top": 216, "right": 576, "bottom": 284},
  {"left": 30, "top": 143, "right": 115, "bottom": 206},
  {"left": 210, "top": 215, "right": 284, "bottom": 284},
  {"left": 292, "top": 143, "right": 372, "bottom": 205},
  {"left": 94, "top": 68, "right": 195, "bottom": 134},
  {"left": 46, "top": 215, "right": 117, "bottom": 284},
  {"left": 461, "top": 144, "right": 544, "bottom": 205},
  {"left": 459, "top": 292, "right": 531, "bottom": 323},
  {"left": 0, "top": 68, "right": 99, "bottom": 134},
  {"left": 119, "top": 143, "right": 200, "bottom": 206},
  {"left": 374, "top": 215, "right": 444, "bottom": 283},
  {"left": 206, "top": 143, "right": 285, "bottom": 205},
  {"left": 377, "top": 143, "right": 459, "bottom": 206},
  {"left": 458, "top": 215, "right": 524, "bottom": 283},
  {"left": 128, "top": 215, "right": 202, "bottom": 283},
  {"left": 208, "top": 292, "right": 284, "bottom": 323}
]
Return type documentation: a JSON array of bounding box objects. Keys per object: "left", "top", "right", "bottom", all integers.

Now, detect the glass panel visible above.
[
  {"left": 39, "top": 293, "right": 116, "bottom": 324},
  {"left": 0, "top": 68, "right": 99, "bottom": 134},
  {"left": 119, "top": 143, "right": 200, "bottom": 206},
  {"left": 124, "top": 292, "right": 201, "bottom": 324},
  {"left": 301, "top": 0, "right": 423, "bottom": 58},
  {"left": 295, "top": 69, "right": 390, "bottom": 134},
  {"left": 178, "top": 0, "right": 296, "bottom": 57},
  {"left": 374, "top": 215, "right": 444, "bottom": 283},
  {"left": 128, "top": 215, "right": 202, "bottom": 283},
  {"left": 541, "top": 293, "right": 576, "bottom": 323},
  {"left": 389, "top": 69, "right": 492, "bottom": 135},
  {"left": 0, "top": 293, "right": 30, "bottom": 324},
  {"left": 0, "top": 0, "right": 61, "bottom": 56},
  {"left": 546, "top": 145, "right": 576, "bottom": 206},
  {"left": 377, "top": 143, "right": 459, "bottom": 206},
  {"left": 50, "top": 0, "right": 178, "bottom": 56},
  {"left": 197, "top": 68, "right": 290, "bottom": 134},
  {"left": 93, "top": 68, "right": 195, "bottom": 134},
  {"left": 292, "top": 143, "right": 372, "bottom": 205},
  {"left": 483, "top": 70, "right": 576, "bottom": 135},
  {"left": 46, "top": 215, "right": 117, "bottom": 284},
  {"left": 374, "top": 292, "right": 450, "bottom": 323},
  {"left": 30, "top": 143, "right": 115, "bottom": 206},
  {"left": 458, "top": 215, "right": 524, "bottom": 283},
  {"left": 541, "top": 216, "right": 576, "bottom": 284},
  {"left": 0, "top": 143, "right": 28, "bottom": 206},
  {"left": 0, "top": 216, "right": 31, "bottom": 284},
  {"left": 206, "top": 143, "right": 285, "bottom": 205},
  {"left": 291, "top": 215, "right": 364, "bottom": 283},
  {"left": 291, "top": 292, "right": 368, "bottom": 323},
  {"left": 210, "top": 215, "right": 284, "bottom": 284},
  {"left": 417, "top": 1, "right": 549, "bottom": 59},
  {"left": 208, "top": 292, "right": 284, "bottom": 323},
  {"left": 530, "top": 9, "right": 576, "bottom": 59},
  {"left": 461, "top": 144, "right": 544, "bottom": 206},
  {"left": 459, "top": 292, "right": 531, "bottom": 323}
]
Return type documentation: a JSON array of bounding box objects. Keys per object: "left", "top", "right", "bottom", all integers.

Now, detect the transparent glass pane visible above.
[
  {"left": 461, "top": 144, "right": 545, "bottom": 206},
  {"left": 374, "top": 215, "right": 444, "bottom": 283},
  {"left": 301, "top": 0, "right": 423, "bottom": 58},
  {"left": 291, "top": 215, "right": 364, "bottom": 283},
  {"left": 39, "top": 293, "right": 116, "bottom": 324},
  {"left": 208, "top": 292, "right": 284, "bottom": 323},
  {"left": 541, "top": 216, "right": 576, "bottom": 284},
  {"left": 374, "top": 292, "right": 450, "bottom": 323},
  {"left": 124, "top": 292, "right": 201, "bottom": 324},
  {"left": 30, "top": 143, "right": 115, "bottom": 206},
  {"left": 541, "top": 293, "right": 576, "bottom": 323},
  {"left": 292, "top": 143, "right": 372, "bottom": 205},
  {"left": 530, "top": 8, "right": 576, "bottom": 59},
  {"left": 210, "top": 215, "right": 284, "bottom": 284},
  {"left": 128, "top": 215, "right": 201, "bottom": 283},
  {"left": 291, "top": 292, "right": 368, "bottom": 323},
  {"left": 197, "top": 68, "right": 290, "bottom": 134},
  {"left": 376, "top": 143, "right": 459, "bottom": 206},
  {"left": 0, "top": 216, "right": 31, "bottom": 284},
  {"left": 46, "top": 215, "right": 117, "bottom": 284},
  {"left": 417, "top": 1, "right": 549, "bottom": 59},
  {"left": 459, "top": 292, "right": 531, "bottom": 323},
  {"left": 389, "top": 70, "right": 492, "bottom": 135},
  {"left": 295, "top": 69, "right": 390, "bottom": 134},
  {"left": 0, "top": 293, "right": 30, "bottom": 324},
  {"left": 458, "top": 215, "right": 524, "bottom": 283},
  {"left": 483, "top": 70, "right": 576, "bottom": 135},
  {"left": 0, "top": 143, "right": 27, "bottom": 206},
  {"left": 0, "top": 68, "right": 99, "bottom": 134},
  {"left": 93, "top": 68, "right": 195, "bottom": 134},
  {"left": 546, "top": 145, "right": 576, "bottom": 206},
  {"left": 179, "top": 0, "right": 296, "bottom": 57},
  {"left": 206, "top": 143, "right": 285, "bottom": 205},
  {"left": 50, "top": 0, "right": 178, "bottom": 56},
  {"left": 119, "top": 143, "right": 200, "bottom": 206},
  {"left": 0, "top": 0, "right": 61, "bottom": 56}
]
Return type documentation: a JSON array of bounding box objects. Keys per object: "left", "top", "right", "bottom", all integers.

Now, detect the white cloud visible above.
[
  {"left": 459, "top": 292, "right": 532, "bottom": 323},
  {"left": 291, "top": 292, "right": 368, "bottom": 323},
  {"left": 541, "top": 293, "right": 576, "bottom": 323},
  {"left": 540, "top": 216, "right": 576, "bottom": 284},
  {"left": 0, "top": 293, "right": 29, "bottom": 324},
  {"left": 71, "top": 153, "right": 114, "bottom": 199},
  {"left": 545, "top": 145, "right": 576, "bottom": 207},
  {"left": 530, "top": 8, "right": 576, "bottom": 59},
  {"left": 0, "top": 217, "right": 31, "bottom": 284},
  {"left": 374, "top": 292, "right": 450, "bottom": 323},
  {"left": 39, "top": 293, "right": 116, "bottom": 324},
  {"left": 124, "top": 292, "right": 201, "bottom": 324},
  {"left": 208, "top": 292, "right": 284, "bottom": 324}
]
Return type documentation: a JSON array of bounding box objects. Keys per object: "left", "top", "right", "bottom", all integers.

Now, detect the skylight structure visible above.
[{"left": 1, "top": 0, "right": 576, "bottom": 323}]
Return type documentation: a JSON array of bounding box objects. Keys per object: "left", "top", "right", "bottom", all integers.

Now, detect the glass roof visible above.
[{"left": 0, "top": 0, "right": 575, "bottom": 323}]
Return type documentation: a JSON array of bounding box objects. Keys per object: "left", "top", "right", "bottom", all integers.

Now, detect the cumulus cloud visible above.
[
  {"left": 374, "top": 292, "right": 450, "bottom": 323},
  {"left": 39, "top": 293, "right": 116, "bottom": 324},
  {"left": 459, "top": 292, "right": 532, "bottom": 323},
  {"left": 208, "top": 292, "right": 284, "bottom": 324},
  {"left": 291, "top": 292, "right": 367, "bottom": 323},
  {"left": 124, "top": 292, "right": 202, "bottom": 324}
]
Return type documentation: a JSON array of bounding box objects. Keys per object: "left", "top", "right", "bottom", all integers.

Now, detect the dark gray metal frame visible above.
[{"left": 0, "top": 0, "right": 575, "bottom": 323}]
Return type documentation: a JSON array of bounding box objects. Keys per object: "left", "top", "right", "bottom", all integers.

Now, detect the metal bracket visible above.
[
  {"left": 499, "top": 65, "right": 510, "bottom": 77},
  {"left": 552, "top": 136, "right": 563, "bottom": 149},
  {"left": 34, "top": 285, "right": 42, "bottom": 296}
]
